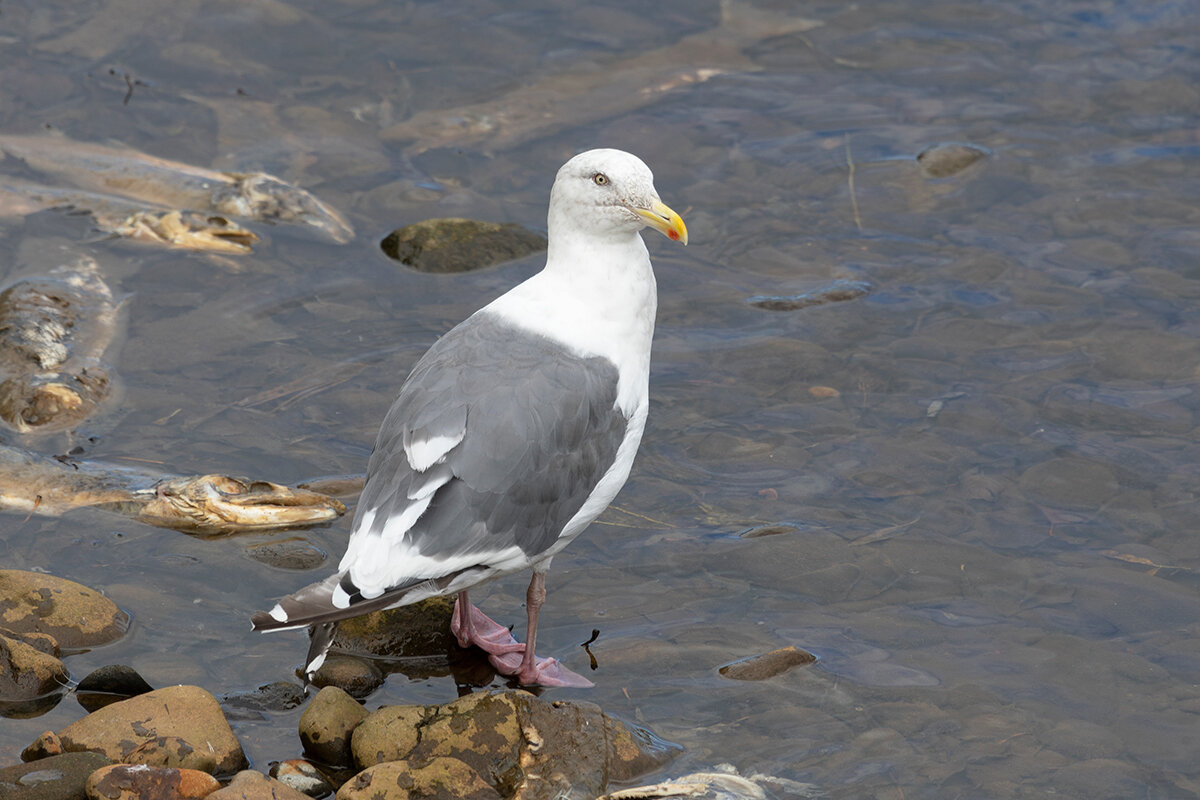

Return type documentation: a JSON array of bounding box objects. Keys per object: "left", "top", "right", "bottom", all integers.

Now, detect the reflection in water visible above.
[{"left": 1, "top": 0, "right": 1199, "bottom": 796}]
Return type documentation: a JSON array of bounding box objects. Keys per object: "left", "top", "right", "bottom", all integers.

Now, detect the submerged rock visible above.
[
  {"left": 29, "top": 684, "right": 247, "bottom": 776},
  {"left": 0, "top": 570, "right": 129, "bottom": 651},
  {"left": 220, "top": 681, "right": 307, "bottom": 719},
  {"left": 916, "top": 142, "right": 989, "bottom": 178},
  {"left": 381, "top": 218, "right": 546, "bottom": 273},
  {"left": 717, "top": 646, "right": 817, "bottom": 681},
  {"left": 0, "top": 751, "right": 111, "bottom": 800}
]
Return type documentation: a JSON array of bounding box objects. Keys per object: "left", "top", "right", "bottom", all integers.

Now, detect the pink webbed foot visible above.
[
  {"left": 450, "top": 592, "right": 593, "bottom": 688},
  {"left": 451, "top": 595, "right": 525, "bottom": 655},
  {"left": 489, "top": 649, "right": 595, "bottom": 689}
]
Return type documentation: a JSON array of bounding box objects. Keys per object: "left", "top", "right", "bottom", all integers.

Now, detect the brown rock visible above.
[
  {"left": 0, "top": 570, "right": 129, "bottom": 650},
  {"left": 718, "top": 645, "right": 817, "bottom": 681},
  {"left": 0, "top": 633, "right": 69, "bottom": 700},
  {"left": 336, "top": 757, "right": 502, "bottom": 800},
  {"left": 207, "top": 770, "right": 314, "bottom": 800},
  {"left": 45, "top": 685, "right": 246, "bottom": 776},
  {"left": 84, "top": 763, "right": 219, "bottom": 799},
  {"left": 916, "top": 142, "right": 989, "bottom": 178},
  {"left": 0, "top": 627, "right": 60, "bottom": 656},
  {"left": 0, "top": 751, "right": 112, "bottom": 800},
  {"left": 330, "top": 597, "right": 455, "bottom": 662},
  {"left": 350, "top": 690, "right": 678, "bottom": 798},
  {"left": 299, "top": 686, "right": 369, "bottom": 767},
  {"left": 380, "top": 218, "right": 547, "bottom": 274},
  {"left": 309, "top": 655, "right": 384, "bottom": 698},
  {"left": 22, "top": 730, "right": 64, "bottom": 760}
]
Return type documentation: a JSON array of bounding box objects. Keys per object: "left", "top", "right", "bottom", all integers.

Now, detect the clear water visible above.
[{"left": 1, "top": 1, "right": 1199, "bottom": 797}]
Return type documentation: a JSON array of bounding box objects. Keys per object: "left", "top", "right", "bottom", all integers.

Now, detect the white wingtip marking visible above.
[
  {"left": 269, "top": 604, "right": 288, "bottom": 622},
  {"left": 306, "top": 652, "right": 326, "bottom": 676},
  {"left": 332, "top": 583, "right": 351, "bottom": 609}
]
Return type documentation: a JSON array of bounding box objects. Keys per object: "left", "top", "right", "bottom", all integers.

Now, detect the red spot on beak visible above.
[{"left": 668, "top": 230, "right": 680, "bottom": 241}]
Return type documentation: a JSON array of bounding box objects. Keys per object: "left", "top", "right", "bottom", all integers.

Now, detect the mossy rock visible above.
[{"left": 381, "top": 218, "right": 546, "bottom": 273}]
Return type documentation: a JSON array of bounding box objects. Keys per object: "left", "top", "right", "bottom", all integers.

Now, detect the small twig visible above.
[{"left": 845, "top": 134, "right": 864, "bottom": 232}]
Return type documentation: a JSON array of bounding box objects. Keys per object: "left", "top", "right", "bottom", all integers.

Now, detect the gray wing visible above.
[{"left": 348, "top": 310, "right": 627, "bottom": 588}]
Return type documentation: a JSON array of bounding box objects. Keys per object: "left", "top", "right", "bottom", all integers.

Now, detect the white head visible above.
[{"left": 547, "top": 149, "right": 687, "bottom": 246}]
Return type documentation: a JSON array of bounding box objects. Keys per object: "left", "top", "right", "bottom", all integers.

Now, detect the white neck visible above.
[{"left": 483, "top": 227, "right": 658, "bottom": 417}]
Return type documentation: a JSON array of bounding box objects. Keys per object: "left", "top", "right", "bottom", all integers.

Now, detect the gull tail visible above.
[{"left": 251, "top": 571, "right": 460, "bottom": 682}]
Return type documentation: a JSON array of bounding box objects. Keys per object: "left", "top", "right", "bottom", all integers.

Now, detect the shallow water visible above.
[{"left": 2, "top": 0, "right": 1200, "bottom": 797}]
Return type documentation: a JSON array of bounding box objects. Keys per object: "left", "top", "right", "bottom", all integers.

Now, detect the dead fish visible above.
[
  {"left": 0, "top": 133, "right": 353, "bottom": 243},
  {"left": 0, "top": 443, "right": 345, "bottom": 534},
  {"left": 382, "top": 0, "right": 822, "bottom": 155},
  {"left": 0, "top": 256, "right": 120, "bottom": 433},
  {"left": 137, "top": 474, "right": 347, "bottom": 534},
  {"left": 0, "top": 178, "right": 258, "bottom": 253},
  {"left": 600, "top": 765, "right": 823, "bottom": 800}
]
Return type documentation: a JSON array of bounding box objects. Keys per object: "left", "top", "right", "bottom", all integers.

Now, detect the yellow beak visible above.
[{"left": 633, "top": 199, "right": 688, "bottom": 245}]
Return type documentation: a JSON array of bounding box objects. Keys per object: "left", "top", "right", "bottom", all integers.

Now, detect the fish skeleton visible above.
[
  {"left": 0, "top": 178, "right": 258, "bottom": 253},
  {"left": 0, "top": 133, "right": 353, "bottom": 243},
  {"left": 0, "top": 257, "right": 120, "bottom": 433},
  {"left": 0, "top": 443, "right": 346, "bottom": 533}
]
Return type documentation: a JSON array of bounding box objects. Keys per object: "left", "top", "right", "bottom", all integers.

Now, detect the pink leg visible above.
[
  {"left": 485, "top": 572, "right": 593, "bottom": 688},
  {"left": 451, "top": 590, "right": 525, "bottom": 655}
]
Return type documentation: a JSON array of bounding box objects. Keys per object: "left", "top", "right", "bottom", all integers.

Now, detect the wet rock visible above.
[
  {"left": 22, "top": 730, "right": 64, "bottom": 759},
  {"left": 916, "top": 142, "right": 989, "bottom": 178},
  {"left": 220, "top": 681, "right": 306, "bottom": 719},
  {"left": 0, "top": 570, "right": 129, "bottom": 650},
  {"left": 380, "top": 218, "right": 546, "bottom": 274},
  {"left": 0, "top": 751, "right": 111, "bottom": 800},
  {"left": 244, "top": 539, "right": 329, "bottom": 571},
  {"left": 75, "top": 665, "right": 154, "bottom": 712},
  {"left": 337, "top": 757, "right": 502, "bottom": 800},
  {"left": 746, "top": 278, "right": 871, "bottom": 312},
  {"left": 310, "top": 655, "right": 384, "bottom": 698},
  {"left": 207, "top": 769, "right": 313, "bottom": 800},
  {"left": 1018, "top": 457, "right": 1119, "bottom": 509},
  {"left": 331, "top": 597, "right": 455, "bottom": 662},
  {"left": 269, "top": 759, "right": 334, "bottom": 798},
  {"left": 350, "top": 690, "right": 679, "bottom": 798},
  {"left": 0, "top": 632, "right": 69, "bottom": 701},
  {"left": 717, "top": 646, "right": 817, "bottom": 681},
  {"left": 299, "top": 686, "right": 369, "bottom": 767},
  {"left": 0, "top": 628, "right": 60, "bottom": 657},
  {"left": 39, "top": 684, "right": 247, "bottom": 775},
  {"left": 84, "top": 763, "right": 220, "bottom": 800},
  {"left": 310, "top": 597, "right": 471, "bottom": 691}
]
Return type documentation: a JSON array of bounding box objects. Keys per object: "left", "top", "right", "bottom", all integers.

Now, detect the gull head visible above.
[{"left": 548, "top": 149, "right": 687, "bottom": 245}]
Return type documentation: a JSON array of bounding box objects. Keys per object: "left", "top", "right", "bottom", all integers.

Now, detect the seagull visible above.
[{"left": 252, "top": 149, "right": 687, "bottom": 687}]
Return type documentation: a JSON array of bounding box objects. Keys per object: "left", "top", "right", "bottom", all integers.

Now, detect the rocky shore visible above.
[{"left": 0, "top": 569, "right": 687, "bottom": 800}]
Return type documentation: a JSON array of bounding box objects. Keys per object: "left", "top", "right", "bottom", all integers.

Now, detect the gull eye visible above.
[{"left": 592, "top": 172, "right": 609, "bottom": 186}]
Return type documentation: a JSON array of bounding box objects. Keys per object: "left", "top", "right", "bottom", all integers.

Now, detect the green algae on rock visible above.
[{"left": 380, "top": 218, "right": 546, "bottom": 274}]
